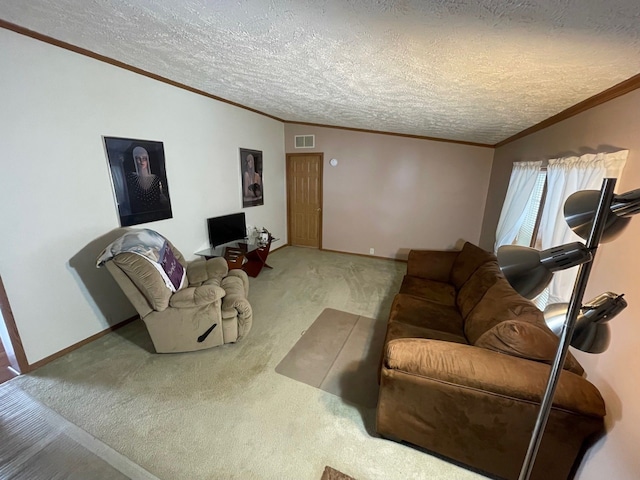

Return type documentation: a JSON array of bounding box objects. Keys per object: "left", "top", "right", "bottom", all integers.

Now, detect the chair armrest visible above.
[
  {"left": 222, "top": 269, "right": 249, "bottom": 296},
  {"left": 406, "top": 250, "right": 459, "bottom": 282},
  {"left": 221, "top": 296, "right": 252, "bottom": 320},
  {"left": 220, "top": 273, "right": 252, "bottom": 319},
  {"left": 383, "top": 338, "right": 605, "bottom": 418},
  {"left": 169, "top": 284, "right": 226, "bottom": 308}
]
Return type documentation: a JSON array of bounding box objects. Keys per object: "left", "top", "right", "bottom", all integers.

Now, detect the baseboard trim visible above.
[
  {"left": 26, "top": 246, "right": 396, "bottom": 371},
  {"left": 320, "top": 247, "right": 408, "bottom": 262},
  {"left": 28, "top": 315, "right": 139, "bottom": 372},
  {"left": 270, "top": 243, "right": 289, "bottom": 253}
]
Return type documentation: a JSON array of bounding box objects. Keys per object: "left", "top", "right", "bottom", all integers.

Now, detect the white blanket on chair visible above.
[{"left": 96, "top": 229, "right": 185, "bottom": 291}]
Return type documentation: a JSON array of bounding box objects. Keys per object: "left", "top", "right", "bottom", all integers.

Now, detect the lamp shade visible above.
[
  {"left": 543, "top": 302, "right": 572, "bottom": 337},
  {"left": 564, "top": 190, "right": 631, "bottom": 242},
  {"left": 497, "top": 242, "right": 592, "bottom": 299},
  {"left": 543, "top": 292, "right": 627, "bottom": 353}
]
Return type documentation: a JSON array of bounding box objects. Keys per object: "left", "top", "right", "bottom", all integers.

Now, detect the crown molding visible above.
[
  {"left": 0, "top": 19, "right": 283, "bottom": 122},
  {"left": 0, "top": 19, "right": 494, "bottom": 148},
  {"left": 284, "top": 121, "right": 494, "bottom": 148},
  {"left": 4, "top": 19, "right": 638, "bottom": 150},
  {"left": 495, "top": 73, "right": 640, "bottom": 148}
]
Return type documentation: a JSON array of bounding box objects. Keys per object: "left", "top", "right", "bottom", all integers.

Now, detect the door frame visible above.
[
  {"left": 0, "top": 275, "right": 29, "bottom": 374},
  {"left": 286, "top": 152, "right": 324, "bottom": 249}
]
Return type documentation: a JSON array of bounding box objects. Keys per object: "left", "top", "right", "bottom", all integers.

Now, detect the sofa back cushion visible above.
[
  {"left": 455, "top": 261, "right": 502, "bottom": 319},
  {"left": 399, "top": 276, "right": 456, "bottom": 306},
  {"left": 112, "top": 252, "right": 172, "bottom": 312},
  {"left": 449, "top": 242, "right": 496, "bottom": 290},
  {"left": 475, "top": 320, "right": 584, "bottom": 374},
  {"left": 465, "top": 279, "right": 584, "bottom": 374},
  {"left": 464, "top": 279, "right": 542, "bottom": 344}
]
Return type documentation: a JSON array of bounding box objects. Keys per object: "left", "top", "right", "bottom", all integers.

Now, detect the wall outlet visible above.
[{"left": 369, "top": 248, "right": 375, "bottom": 255}]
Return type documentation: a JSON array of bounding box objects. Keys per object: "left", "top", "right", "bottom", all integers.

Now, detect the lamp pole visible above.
[{"left": 518, "top": 178, "right": 617, "bottom": 480}]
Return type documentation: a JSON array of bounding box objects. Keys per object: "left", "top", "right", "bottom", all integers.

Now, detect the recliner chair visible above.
[{"left": 102, "top": 234, "right": 252, "bottom": 353}]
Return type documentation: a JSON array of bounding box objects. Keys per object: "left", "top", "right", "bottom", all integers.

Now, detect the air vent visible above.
[{"left": 294, "top": 135, "right": 315, "bottom": 148}]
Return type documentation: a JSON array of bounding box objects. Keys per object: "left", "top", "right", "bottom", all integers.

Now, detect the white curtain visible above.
[
  {"left": 494, "top": 161, "right": 543, "bottom": 252},
  {"left": 538, "top": 150, "right": 628, "bottom": 305}
]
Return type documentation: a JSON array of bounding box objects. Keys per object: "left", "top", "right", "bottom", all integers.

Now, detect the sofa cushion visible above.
[
  {"left": 399, "top": 276, "right": 456, "bottom": 306},
  {"left": 475, "top": 320, "right": 584, "bottom": 375},
  {"left": 389, "top": 293, "right": 464, "bottom": 335},
  {"left": 449, "top": 242, "right": 496, "bottom": 290},
  {"left": 455, "top": 261, "right": 502, "bottom": 319},
  {"left": 406, "top": 249, "right": 460, "bottom": 282},
  {"left": 466, "top": 280, "right": 584, "bottom": 375},
  {"left": 464, "top": 280, "right": 541, "bottom": 344},
  {"left": 384, "top": 320, "right": 469, "bottom": 345}
]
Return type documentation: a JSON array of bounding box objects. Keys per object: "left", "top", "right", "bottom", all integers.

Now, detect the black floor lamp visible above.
[{"left": 497, "top": 177, "right": 639, "bottom": 480}]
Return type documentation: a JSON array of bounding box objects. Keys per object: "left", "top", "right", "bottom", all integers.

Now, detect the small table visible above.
[
  {"left": 241, "top": 235, "right": 274, "bottom": 277},
  {"left": 195, "top": 236, "right": 275, "bottom": 277}
]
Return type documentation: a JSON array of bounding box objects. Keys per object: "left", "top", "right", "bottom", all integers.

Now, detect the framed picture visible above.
[
  {"left": 240, "top": 148, "right": 264, "bottom": 207},
  {"left": 103, "top": 136, "right": 173, "bottom": 226}
]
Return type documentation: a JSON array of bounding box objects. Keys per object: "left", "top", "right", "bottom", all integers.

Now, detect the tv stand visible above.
[
  {"left": 195, "top": 238, "right": 251, "bottom": 259},
  {"left": 194, "top": 235, "right": 275, "bottom": 277},
  {"left": 239, "top": 235, "right": 273, "bottom": 277}
]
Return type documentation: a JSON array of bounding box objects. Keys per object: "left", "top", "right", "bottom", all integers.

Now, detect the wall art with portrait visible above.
[
  {"left": 240, "top": 148, "right": 264, "bottom": 208},
  {"left": 103, "top": 136, "right": 173, "bottom": 226}
]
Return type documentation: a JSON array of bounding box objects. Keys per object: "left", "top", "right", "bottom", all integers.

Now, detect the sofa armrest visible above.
[
  {"left": 169, "top": 284, "right": 226, "bottom": 308},
  {"left": 406, "top": 250, "right": 460, "bottom": 282},
  {"left": 383, "top": 338, "right": 605, "bottom": 418}
]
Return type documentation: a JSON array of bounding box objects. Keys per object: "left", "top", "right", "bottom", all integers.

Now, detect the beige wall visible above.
[
  {"left": 0, "top": 28, "right": 286, "bottom": 364},
  {"left": 481, "top": 89, "right": 640, "bottom": 479},
  {"left": 285, "top": 124, "right": 494, "bottom": 259}
]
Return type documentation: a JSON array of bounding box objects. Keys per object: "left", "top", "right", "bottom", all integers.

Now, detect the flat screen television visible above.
[{"left": 207, "top": 212, "right": 247, "bottom": 247}]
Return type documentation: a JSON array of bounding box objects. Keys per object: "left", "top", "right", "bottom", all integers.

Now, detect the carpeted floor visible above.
[
  {"left": 275, "top": 308, "right": 385, "bottom": 408},
  {"left": 5, "top": 247, "right": 487, "bottom": 480}
]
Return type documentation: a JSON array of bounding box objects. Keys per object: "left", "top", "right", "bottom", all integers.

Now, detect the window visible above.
[
  {"left": 515, "top": 169, "right": 546, "bottom": 248},
  {"left": 511, "top": 168, "right": 548, "bottom": 308},
  {"left": 499, "top": 152, "right": 628, "bottom": 310}
]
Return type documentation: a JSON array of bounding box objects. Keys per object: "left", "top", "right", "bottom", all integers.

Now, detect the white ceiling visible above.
[{"left": 2, "top": 0, "right": 640, "bottom": 145}]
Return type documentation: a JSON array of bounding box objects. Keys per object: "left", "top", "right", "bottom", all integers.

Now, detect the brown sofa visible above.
[{"left": 376, "top": 242, "right": 606, "bottom": 480}]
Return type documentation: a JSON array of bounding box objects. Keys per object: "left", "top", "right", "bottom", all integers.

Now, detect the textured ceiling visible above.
[{"left": 2, "top": 0, "right": 640, "bottom": 145}]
